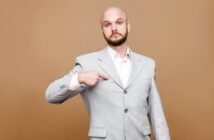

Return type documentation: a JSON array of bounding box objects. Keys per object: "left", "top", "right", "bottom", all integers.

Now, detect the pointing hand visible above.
[{"left": 78, "top": 71, "right": 109, "bottom": 87}]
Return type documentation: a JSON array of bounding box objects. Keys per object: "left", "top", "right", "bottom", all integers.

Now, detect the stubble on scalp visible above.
[{"left": 100, "top": 6, "right": 128, "bottom": 26}]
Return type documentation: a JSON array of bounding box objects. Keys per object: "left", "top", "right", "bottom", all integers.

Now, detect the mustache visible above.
[{"left": 111, "top": 32, "right": 122, "bottom": 37}]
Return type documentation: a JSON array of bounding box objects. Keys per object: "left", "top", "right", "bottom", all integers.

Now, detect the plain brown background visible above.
[{"left": 0, "top": 0, "right": 214, "bottom": 140}]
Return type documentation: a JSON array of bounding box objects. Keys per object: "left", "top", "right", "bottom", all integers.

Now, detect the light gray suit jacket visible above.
[{"left": 45, "top": 48, "right": 170, "bottom": 140}]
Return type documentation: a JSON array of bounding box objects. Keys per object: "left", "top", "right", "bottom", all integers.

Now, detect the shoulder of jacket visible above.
[
  {"left": 75, "top": 51, "right": 100, "bottom": 62},
  {"left": 134, "top": 52, "right": 155, "bottom": 65}
]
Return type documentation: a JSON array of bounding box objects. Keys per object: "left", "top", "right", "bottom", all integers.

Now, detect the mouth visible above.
[{"left": 111, "top": 33, "right": 122, "bottom": 38}]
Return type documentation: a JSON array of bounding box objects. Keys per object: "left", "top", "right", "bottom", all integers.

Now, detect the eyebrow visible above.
[{"left": 103, "top": 18, "right": 125, "bottom": 23}]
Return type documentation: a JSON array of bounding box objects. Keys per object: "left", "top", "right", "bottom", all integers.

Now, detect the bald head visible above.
[
  {"left": 100, "top": 6, "right": 130, "bottom": 47},
  {"left": 101, "top": 6, "right": 128, "bottom": 23}
]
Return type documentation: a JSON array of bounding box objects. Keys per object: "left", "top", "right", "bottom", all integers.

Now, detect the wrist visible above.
[{"left": 78, "top": 72, "right": 84, "bottom": 84}]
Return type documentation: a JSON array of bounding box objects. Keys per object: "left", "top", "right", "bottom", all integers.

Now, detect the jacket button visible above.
[
  {"left": 60, "top": 85, "right": 66, "bottom": 89},
  {"left": 124, "top": 108, "right": 128, "bottom": 113},
  {"left": 124, "top": 90, "right": 127, "bottom": 94}
]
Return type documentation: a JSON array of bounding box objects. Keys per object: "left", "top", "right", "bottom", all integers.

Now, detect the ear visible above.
[{"left": 127, "top": 20, "right": 131, "bottom": 32}]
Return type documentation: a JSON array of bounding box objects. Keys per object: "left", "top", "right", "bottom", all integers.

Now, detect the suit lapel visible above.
[
  {"left": 97, "top": 48, "right": 144, "bottom": 89},
  {"left": 97, "top": 48, "right": 124, "bottom": 89},
  {"left": 125, "top": 50, "right": 144, "bottom": 89}
]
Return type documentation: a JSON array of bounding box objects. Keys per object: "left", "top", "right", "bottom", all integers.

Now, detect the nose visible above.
[{"left": 111, "top": 23, "right": 117, "bottom": 31}]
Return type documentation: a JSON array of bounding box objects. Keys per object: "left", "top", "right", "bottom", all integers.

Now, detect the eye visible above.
[
  {"left": 116, "top": 19, "right": 124, "bottom": 25},
  {"left": 103, "top": 22, "right": 111, "bottom": 27}
]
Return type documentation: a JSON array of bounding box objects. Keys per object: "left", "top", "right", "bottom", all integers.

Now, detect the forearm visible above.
[
  {"left": 149, "top": 80, "right": 170, "bottom": 140},
  {"left": 45, "top": 74, "right": 84, "bottom": 104},
  {"left": 45, "top": 61, "right": 85, "bottom": 104}
]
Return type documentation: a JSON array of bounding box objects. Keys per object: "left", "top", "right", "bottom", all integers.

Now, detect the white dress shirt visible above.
[
  {"left": 69, "top": 46, "right": 132, "bottom": 90},
  {"left": 107, "top": 46, "right": 131, "bottom": 87}
]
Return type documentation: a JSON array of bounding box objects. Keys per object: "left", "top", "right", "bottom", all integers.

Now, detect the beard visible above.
[{"left": 103, "top": 30, "right": 128, "bottom": 47}]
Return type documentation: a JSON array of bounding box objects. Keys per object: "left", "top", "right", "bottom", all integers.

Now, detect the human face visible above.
[{"left": 101, "top": 9, "right": 130, "bottom": 46}]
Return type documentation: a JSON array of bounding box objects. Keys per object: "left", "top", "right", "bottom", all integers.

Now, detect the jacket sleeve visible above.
[
  {"left": 45, "top": 58, "right": 86, "bottom": 104},
  {"left": 148, "top": 61, "right": 170, "bottom": 140}
]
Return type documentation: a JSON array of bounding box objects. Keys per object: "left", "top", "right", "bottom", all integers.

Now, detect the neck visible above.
[{"left": 108, "top": 43, "right": 128, "bottom": 58}]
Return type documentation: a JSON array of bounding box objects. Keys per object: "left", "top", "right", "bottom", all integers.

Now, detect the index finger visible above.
[{"left": 98, "top": 73, "right": 109, "bottom": 80}]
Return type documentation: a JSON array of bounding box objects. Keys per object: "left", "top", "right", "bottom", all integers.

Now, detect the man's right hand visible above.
[{"left": 78, "top": 72, "right": 109, "bottom": 87}]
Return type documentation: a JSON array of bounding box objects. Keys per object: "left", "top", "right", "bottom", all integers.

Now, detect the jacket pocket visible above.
[{"left": 88, "top": 128, "right": 108, "bottom": 138}]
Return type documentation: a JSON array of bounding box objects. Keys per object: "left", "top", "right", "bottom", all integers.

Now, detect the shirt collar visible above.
[{"left": 107, "top": 46, "right": 131, "bottom": 61}]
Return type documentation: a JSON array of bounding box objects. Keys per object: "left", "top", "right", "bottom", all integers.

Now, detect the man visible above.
[{"left": 45, "top": 6, "right": 170, "bottom": 140}]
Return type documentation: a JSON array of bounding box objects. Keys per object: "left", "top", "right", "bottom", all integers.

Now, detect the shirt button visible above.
[
  {"left": 124, "top": 108, "right": 128, "bottom": 113},
  {"left": 124, "top": 90, "right": 127, "bottom": 94}
]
